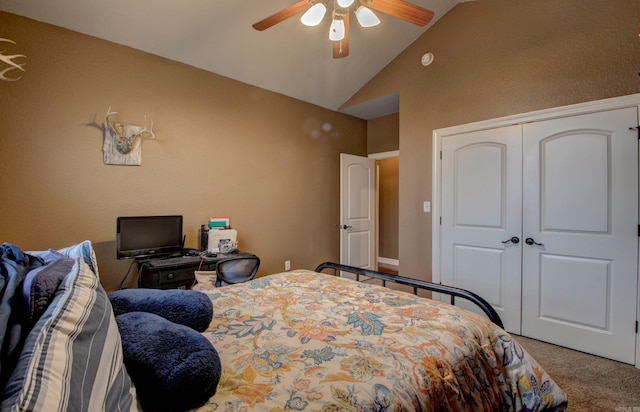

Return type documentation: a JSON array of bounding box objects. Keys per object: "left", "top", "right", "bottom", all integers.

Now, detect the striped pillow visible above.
[
  {"left": 0, "top": 258, "right": 139, "bottom": 411},
  {"left": 51, "top": 240, "right": 100, "bottom": 277}
]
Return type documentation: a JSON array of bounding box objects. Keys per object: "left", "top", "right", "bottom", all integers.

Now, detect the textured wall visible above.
[
  {"left": 377, "top": 157, "right": 399, "bottom": 260},
  {"left": 345, "top": 0, "right": 640, "bottom": 279},
  {"left": 0, "top": 12, "right": 367, "bottom": 290},
  {"left": 367, "top": 113, "right": 399, "bottom": 154}
]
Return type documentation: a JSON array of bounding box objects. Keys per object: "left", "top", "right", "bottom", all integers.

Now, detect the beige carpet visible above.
[{"left": 514, "top": 335, "right": 640, "bottom": 411}]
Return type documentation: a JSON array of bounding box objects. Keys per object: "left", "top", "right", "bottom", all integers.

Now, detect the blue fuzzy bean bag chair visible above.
[
  {"left": 109, "top": 288, "right": 213, "bottom": 332},
  {"left": 116, "top": 311, "right": 221, "bottom": 411}
]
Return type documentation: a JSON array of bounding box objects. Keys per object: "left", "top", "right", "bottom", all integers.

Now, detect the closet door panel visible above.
[
  {"left": 440, "top": 125, "right": 523, "bottom": 333},
  {"left": 541, "top": 133, "right": 609, "bottom": 233},
  {"left": 522, "top": 107, "right": 638, "bottom": 364}
]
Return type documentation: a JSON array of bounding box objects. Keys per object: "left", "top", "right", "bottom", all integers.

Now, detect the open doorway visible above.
[
  {"left": 371, "top": 152, "right": 399, "bottom": 275},
  {"left": 365, "top": 110, "right": 399, "bottom": 274}
]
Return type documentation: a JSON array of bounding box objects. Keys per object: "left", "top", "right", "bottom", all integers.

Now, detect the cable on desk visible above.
[
  {"left": 116, "top": 259, "right": 138, "bottom": 290},
  {"left": 191, "top": 254, "right": 208, "bottom": 289}
]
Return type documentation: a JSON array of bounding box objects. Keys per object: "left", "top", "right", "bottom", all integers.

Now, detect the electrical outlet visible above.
[{"left": 285, "top": 260, "right": 291, "bottom": 270}]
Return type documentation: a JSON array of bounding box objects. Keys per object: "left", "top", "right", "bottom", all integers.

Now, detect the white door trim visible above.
[
  {"left": 369, "top": 150, "right": 399, "bottom": 160},
  {"left": 432, "top": 93, "right": 640, "bottom": 368}
]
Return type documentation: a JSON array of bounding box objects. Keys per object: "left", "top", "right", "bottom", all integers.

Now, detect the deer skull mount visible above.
[
  {"left": 0, "top": 38, "right": 26, "bottom": 81},
  {"left": 105, "top": 107, "right": 154, "bottom": 155},
  {"left": 102, "top": 107, "right": 155, "bottom": 166}
]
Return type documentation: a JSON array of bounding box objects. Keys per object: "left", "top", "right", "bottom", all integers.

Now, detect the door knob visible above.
[
  {"left": 501, "top": 236, "right": 520, "bottom": 245},
  {"left": 525, "top": 237, "right": 544, "bottom": 247},
  {"left": 338, "top": 225, "right": 353, "bottom": 230}
]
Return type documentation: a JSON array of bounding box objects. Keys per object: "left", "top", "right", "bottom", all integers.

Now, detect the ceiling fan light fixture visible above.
[
  {"left": 329, "top": 17, "right": 345, "bottom": 41},
  {"left": 337, "top": 0, "right": 355, "bottom": 7},
  {"left": 301, "top": 3, "right": 327, "bottom": 26},
  {"left": 355, "top": 6, "right": 380, "bottom": 27},
  {"left": 252, "top": 0, "right": 434, "bottom": 59}
]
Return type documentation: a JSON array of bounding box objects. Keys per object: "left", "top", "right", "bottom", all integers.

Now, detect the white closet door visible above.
[
  {"left": 440, "top": 125, "right": 523, "bottom": 333},
  {"left": 521, "top": 107, "right": 638, "bottom": 364}
]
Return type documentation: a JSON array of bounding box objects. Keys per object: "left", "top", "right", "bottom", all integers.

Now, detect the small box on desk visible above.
[{"left": 207, "top": 229, "right": 237, "bottom": 253}]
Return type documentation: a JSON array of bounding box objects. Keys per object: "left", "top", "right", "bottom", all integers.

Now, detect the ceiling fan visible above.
[{"left": 252, "top": 0, "right": 434, "bottom": 59}]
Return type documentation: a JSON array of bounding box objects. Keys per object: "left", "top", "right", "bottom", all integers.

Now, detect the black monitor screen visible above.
[{"left": 116, "top": 215, "right": 183, "bottom": 259}]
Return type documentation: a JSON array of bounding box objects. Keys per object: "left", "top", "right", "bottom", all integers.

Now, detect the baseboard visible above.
[{"left": 377, "top": 257, "right": 399, "bottom": 270}]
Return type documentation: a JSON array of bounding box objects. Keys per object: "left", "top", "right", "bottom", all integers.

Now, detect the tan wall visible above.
[
  {"left": 368, "top": 113, "right": 400, "bottom": 263},
  {"left": 0, "top": 12, "right": 367, "bottom": 291},
  {"left": 367, "top": 113, "right": 399, "bottom": 154},
  {"left": 377, "top": 157, "right": 399, "bottom": 260},
  {"left": 344, "top": 0, "right": 640, "bottom": 280}
]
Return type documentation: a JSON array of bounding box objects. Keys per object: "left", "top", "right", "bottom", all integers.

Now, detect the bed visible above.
[
  {"left": 0, "top": 241, "right": 568, "bottom": 411},
  {"left": 194, "top": 262, "right": 568, "bottom": 411}
]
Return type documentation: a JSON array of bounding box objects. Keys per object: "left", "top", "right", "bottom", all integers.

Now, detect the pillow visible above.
[
  {"left": 108, "top": 288, "right": 213, "bottom": 332},
  {"left": 0, "top": 258, "right": 139, "bottom": 411},
  {"left": 116, "top": 311, "right": 221, "bottom": 411},
  {"left": 20, "top": 255, "right": 74, "bottom": 325},
  {"left": 29, "top": 248, "right": 64, "bottom": 265},
  {"left": 28, "top": 240, "right": 100, "bottom": 278}
]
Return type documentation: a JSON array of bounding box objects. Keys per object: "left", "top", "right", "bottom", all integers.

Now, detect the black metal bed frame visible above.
[{"left": 314, "top": 262, "right": 504, "bottom": 329}]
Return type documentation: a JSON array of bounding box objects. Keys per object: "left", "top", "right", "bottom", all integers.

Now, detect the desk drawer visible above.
[
  {"left": 157, "top": 267, "right": 194, "bottom": 285},
  {"left": 139, "top": 265, "right": 195, "bottom": 289},
  {"left": 137, "top": 260, "right": 220, "bottom": 289}
]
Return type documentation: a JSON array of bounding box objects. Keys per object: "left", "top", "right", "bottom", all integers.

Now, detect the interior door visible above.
[
  {"left": 440, "top": 125, "right": 523, "bottom": 333},
  {"left": 521, "top": 107, "right": 638, "bottom": 364},
  {"left": 340, "top": 153, "right": 376, "bottom": 271}
]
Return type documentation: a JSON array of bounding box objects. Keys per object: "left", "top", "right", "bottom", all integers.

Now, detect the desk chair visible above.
[{"left": 215, "top": 256, "right": 260, "bottom": 287}]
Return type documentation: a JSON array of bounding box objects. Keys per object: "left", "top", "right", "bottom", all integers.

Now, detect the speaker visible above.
[{"left": 199, "top": 225, "right": 208, "bottom": 251}]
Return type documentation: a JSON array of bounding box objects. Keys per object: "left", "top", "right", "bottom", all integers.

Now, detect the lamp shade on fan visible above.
[
  {"left": 329, "top": 18, "right": 345, "bottom": 41},
  {"left": 355, "top": 6, "right": 380, "bottom": 27},
  {"left": 301, "top": 3, "right": 327, "bottom": 26}
]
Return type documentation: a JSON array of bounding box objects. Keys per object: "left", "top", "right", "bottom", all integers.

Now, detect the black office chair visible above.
[{"left": 215, "top": 256, "right": 260, "bottom": 287}]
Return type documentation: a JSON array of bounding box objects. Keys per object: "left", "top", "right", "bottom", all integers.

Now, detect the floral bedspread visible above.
[{"left": 195, "top": 270, "right": 568, "bottom": 411}]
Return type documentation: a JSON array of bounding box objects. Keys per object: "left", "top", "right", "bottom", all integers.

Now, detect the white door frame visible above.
[{"left": 432, "top": 93, "right": 640, "bottom": 368}]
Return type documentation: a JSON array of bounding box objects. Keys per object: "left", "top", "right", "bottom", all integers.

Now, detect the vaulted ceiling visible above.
[{"left": 0, "top": 0, "right": 464, "bottom": 118}]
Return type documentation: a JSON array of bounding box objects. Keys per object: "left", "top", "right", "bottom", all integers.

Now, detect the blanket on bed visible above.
[
  {"left": 197, "top": 270, "right": 568, "bottom": 411},
  {"left": 0, "top": 244, "right": 44, "bottom": 387}
]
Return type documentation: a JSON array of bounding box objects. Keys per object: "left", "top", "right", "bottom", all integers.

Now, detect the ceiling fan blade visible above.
[
  {"left": 333, "top": 11, "right": 350, "bottom": 58},
  {"left": 362, "top": 0, "right": 434, "bottom": 26},
  {"left": 253, "top": 0, "right": 311, "bottom": 31}
]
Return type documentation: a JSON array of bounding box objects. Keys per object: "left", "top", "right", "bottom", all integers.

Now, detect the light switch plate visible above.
[{"left": 423, "top": 201, "right": 431, "bottom": 213}]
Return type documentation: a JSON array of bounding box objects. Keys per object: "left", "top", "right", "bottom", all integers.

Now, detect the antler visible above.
[
  {"left": 139, "top": 115, "right": 155, "bottom": 139},
  {"left": 105, "top": 106, "right": 154, "bottom": 138},
  {"left": 0, "top": 39, "right": 26, "bottom": 81},
  {"left": 106, "top": 106, "right": 119, "bottom": 135},
  {"left": 105, "top": 106, "right": 155, "bottom": 154}
]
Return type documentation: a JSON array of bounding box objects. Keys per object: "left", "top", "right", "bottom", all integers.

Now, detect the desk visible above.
[{"left": 137, "top": 252, "right": 254, "bottom": 289}]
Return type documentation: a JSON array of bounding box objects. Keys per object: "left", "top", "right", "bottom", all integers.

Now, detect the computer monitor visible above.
[{"left": 116, "top": 215, "right": 184, "bottom": 260}]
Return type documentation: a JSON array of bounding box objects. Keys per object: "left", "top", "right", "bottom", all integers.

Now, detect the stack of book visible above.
[{"left": 208, "top": 216, "right": 230, "bottom": 230}]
